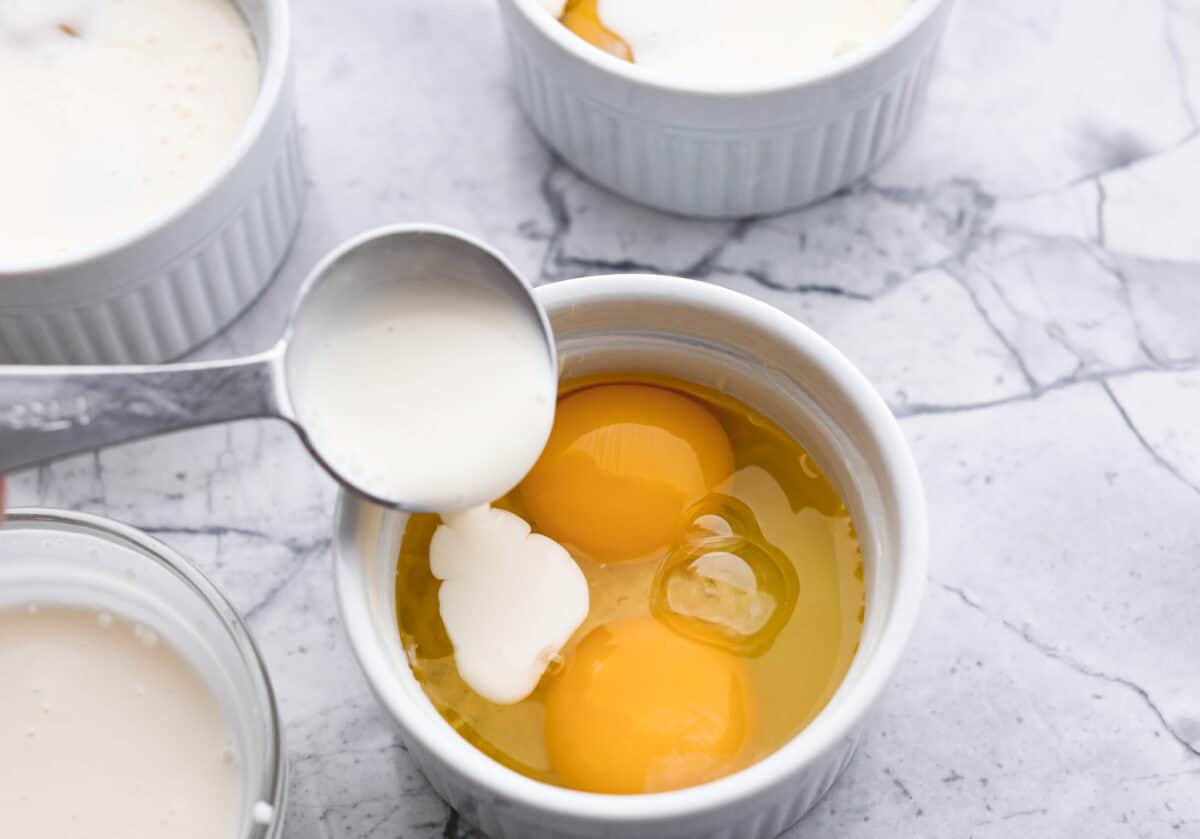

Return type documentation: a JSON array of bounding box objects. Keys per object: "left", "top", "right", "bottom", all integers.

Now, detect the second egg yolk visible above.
[
  {"left": 544, "top": 616, "right": 755, "bottom": 794},
  {"left": 520, "top": 384, "right": 735, "bottom": 563}
]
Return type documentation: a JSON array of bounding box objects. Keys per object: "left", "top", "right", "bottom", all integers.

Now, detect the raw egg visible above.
[
  {"left": 543, "top": 616, "right": 754, "bottom": 794},
  {"left": 395, "top": 373, "right": 865, "bottom": 793},
  {"left": 520, "top": 383, "right": 734, "bottom": 563}
]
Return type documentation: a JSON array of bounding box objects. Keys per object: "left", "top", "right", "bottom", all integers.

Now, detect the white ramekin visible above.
[
  {"left": 499, "top": 0, "right": 952, "bottom": 218},
  {"left": 0, "top": 508, "right": 287, "bottom": 837},
  {"left": 0, "top": 0, "right": 304, "bottom": 365},
  {"left": 334, "top": 275, "right": 927, "bottom": 838}
]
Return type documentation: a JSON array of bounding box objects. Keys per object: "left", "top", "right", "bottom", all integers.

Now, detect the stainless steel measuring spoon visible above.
[{"left": 0, "top": 224, "right": 558, "bottom": 511}]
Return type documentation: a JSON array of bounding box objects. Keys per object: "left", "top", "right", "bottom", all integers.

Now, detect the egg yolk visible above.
[
  {"left": 520, "top": 384, "right": 735, "bottom": 563},
  {"left": 544, "top": 617, "right": 754, "bottom": 794},
  {"left": 559, "top": 0, "right": 633, "bottom": 62}
]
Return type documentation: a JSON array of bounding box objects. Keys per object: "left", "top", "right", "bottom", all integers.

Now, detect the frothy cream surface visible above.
[
  {"left": 0, "top": 0, "right": 260, "bottom": 262},
  {"left": 570, "top": 0, "right": 912, "bottom": 84},
  {"left": 0, "top": 604, "right": 240, "bottom": 838}
]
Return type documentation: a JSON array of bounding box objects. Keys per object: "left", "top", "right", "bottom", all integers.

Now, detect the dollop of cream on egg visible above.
[{"left": 430, "top": 506, "right": 589, "bottom": 704}]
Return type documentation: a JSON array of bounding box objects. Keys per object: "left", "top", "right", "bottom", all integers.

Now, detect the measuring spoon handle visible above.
[{"left": 0, "top": 351, "right": 285, "bottom": 474}]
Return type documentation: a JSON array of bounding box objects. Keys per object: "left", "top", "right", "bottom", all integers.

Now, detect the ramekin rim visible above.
[
  {"left": 334, "top": 274, "right": 927, "bottom": 823},
  {"left": 0, "top": 0, "right": 292, "bottom": 276},
  {"left": 505, "top": 0, "right": 948, "bottom": 98}
]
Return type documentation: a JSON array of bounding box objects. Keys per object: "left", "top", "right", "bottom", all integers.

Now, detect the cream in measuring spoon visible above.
[
  {"left": 0, "top": 604, "right": 240, "bottom": 838},
  {"left": 287, "top": 237, "right": 586, "bottom": 703},
  {"left": 290, "top": 263, "right": 556, "bottom": 512},
  {"left": 0, "top": 0, "right": 260, "bottom": 261}
]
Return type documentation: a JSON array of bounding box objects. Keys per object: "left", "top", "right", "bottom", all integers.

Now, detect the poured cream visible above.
[
  {"left": 552, "top": 0, "right": 912, "bottom": 83},
  {"left": 431, "top": 506, "right": 588, "bottom": 704},
  {"left": 0, "top": 0, "right": 260, "bottom": 261},
  {"left": 0, "top": 604, "right": 240, "bottom": 838}
]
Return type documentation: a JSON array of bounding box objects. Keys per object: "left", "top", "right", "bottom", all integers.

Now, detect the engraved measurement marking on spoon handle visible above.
[{"left": 0, "top": 396, "right": 94, "bottom": 432}]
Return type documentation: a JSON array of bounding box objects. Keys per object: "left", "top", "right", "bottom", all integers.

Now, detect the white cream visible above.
[
  {"left": 430, "top": 506, "right": 588, "bottom": 704},
  {"left": 0, "top": 604, "right": 240, "bottom": 838},
  {"left": 291, "top": 271, "right": 555, "bottom": 511},
  {"left": 0, "top": 0, "right": 260, "bottom": 261},
  {"left": 595, "top": 0, "right": 912, "bottom": 83}
]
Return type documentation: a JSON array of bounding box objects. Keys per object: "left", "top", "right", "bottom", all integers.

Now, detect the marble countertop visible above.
[{"left": 11, "top": 0, "right": 1200, "bottom": 835}]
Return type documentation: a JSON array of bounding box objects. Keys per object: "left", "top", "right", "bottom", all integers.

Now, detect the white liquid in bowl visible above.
[
  {"left": 566, "top": 0, "right": 912, "bottom": 84},
  {"left": 0, "top": 603, "right": 240, "bottom": 838},
  {"left": 0, "top": 0, "right": 261, "bottom": 261}
]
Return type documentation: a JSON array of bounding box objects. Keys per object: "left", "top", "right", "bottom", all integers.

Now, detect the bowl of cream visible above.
[
  {"left": 0, "top": 0, "right": 303, "bottom": 364},
  {"left": 499, "top": 0, "right": 954, "bottom": 217},
  {"left": 334, "top": 275, "right": 927, "bottom": 838},
  {"left": 0, "top": 508, "right": 285, "bottom": 837}
]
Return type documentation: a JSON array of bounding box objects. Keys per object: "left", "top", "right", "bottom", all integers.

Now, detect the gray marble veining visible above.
[{"left": 10, "top": 0, "right": 1200, "bottom": 836}]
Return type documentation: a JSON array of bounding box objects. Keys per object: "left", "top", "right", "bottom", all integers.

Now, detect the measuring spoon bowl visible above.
[{"left": 0, "top": 224, "right": 557, "bottom": 513}]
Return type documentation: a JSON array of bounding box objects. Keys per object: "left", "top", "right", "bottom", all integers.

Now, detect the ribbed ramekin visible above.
[
  {"left": 499, "top": 0, "right": 952, "bottom": 218},
  {"left": 0, "top": 0, "right": 304, "bottom": 365},
  {"left": 335, "top": 276, "right": 927, "bottom": 839}
]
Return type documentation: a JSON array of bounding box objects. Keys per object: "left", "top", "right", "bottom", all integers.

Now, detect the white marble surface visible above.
[{"left": 10, "top": 0, "right": 1200, "bottom": 835}]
